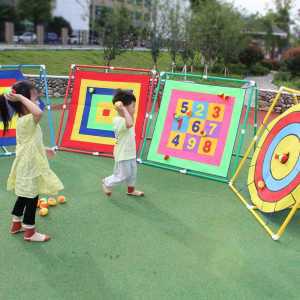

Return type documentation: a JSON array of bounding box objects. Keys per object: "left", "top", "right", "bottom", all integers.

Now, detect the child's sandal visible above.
[
  {"left": 24, "top": 227, "right": 50, "bottom": 242},
  {"left": 10, "top": 221, "right": 24, "bottom": 234},
  {"left": 127, "top": 190, "right": 144, "bottom": 197},
  {"left": 102, "top": 180, "right": 112, "bottom": 196}
]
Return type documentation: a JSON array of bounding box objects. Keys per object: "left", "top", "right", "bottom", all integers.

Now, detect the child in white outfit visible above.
[{"left": 102, "top": 89, "right": 144, "bottom": 197}]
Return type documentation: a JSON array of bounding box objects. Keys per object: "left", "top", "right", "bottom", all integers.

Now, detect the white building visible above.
[{"left": 52, "top": 0, "right": 90, "bottom": 38}]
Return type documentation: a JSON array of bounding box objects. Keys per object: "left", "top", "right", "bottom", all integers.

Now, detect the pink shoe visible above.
[
  {"left": 10, "top": 221, "right": 24, "bottom": 234},
  {"left": 24, "top": 227, "right": 51, "bottom": 242}
]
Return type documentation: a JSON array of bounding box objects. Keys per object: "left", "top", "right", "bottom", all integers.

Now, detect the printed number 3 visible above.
[{"left": 212, "top": 106, "right": 221, "bottom": 119}]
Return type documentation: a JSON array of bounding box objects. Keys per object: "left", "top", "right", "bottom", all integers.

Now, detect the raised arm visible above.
[{"left": 5, "top": 93, "right": 43, "bottom": 123}]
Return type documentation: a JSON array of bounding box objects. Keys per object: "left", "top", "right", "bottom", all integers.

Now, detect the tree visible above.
[
  {"left": 239, "top": 45, "right": 264, "bottom": 68},
  {"left": 149, "top": 0, "right": 165, "bottom": 68},
  {"left": 166, "top": 0, "right": 182, "bottom": 69},
  {"left": 0, "top": 4, "right": 17, "bottom": 41},
  {"left": 191, "top": 1, "right": 246, "bottom": 67},
  {"left": 17, "top": 0, "right": 52, "bottom": 27},
  {"left": 95, "top": 6, "right": 133, "bottom": 65},
  {"left": 47, "top": 16, "right": 73, "bottom": 36},
  {"left": 190, "top": 0, "right": 213, "bottom": 11}
]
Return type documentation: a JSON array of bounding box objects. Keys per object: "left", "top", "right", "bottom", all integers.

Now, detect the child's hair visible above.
[
  {"left": 112, "top": 89, "right": 136, "bottom": 106},
  {"left": 0, "top": 80, "right": 36, "bottom": 135}
]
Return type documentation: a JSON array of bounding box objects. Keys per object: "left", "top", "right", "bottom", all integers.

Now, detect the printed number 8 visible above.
[{"left": 203, "top": 140, "right": 212, "bottom": 153}]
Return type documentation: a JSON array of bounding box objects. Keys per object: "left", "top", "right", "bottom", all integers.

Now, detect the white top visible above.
[{"left": 113, "top": 116, "right": 136, "bottom": 162}]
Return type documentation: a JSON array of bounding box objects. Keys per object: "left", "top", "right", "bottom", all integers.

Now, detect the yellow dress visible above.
[{"left": 7, "top": 114, "right": 64, "bottom": 198}]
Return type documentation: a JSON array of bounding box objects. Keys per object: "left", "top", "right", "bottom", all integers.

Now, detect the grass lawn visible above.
[
  {"left": 0, "top": 50, "right": 182, "bottom": 75},
  {"left": 0, "top": 102, "right": 299, "bottom": 300}
]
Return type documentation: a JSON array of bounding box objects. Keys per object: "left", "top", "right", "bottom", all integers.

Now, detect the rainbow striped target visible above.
[
  {"left": 248, "top": 104, "right": 300, "bottom": 213},
  {"left": 0, "top": 70, "right": 25, "bottom": 146},
  {"left": 60, "top": 70, "right": 151, "bottom": 155}
]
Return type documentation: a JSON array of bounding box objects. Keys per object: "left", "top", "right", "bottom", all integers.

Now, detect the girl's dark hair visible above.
[
  {"left": 112, "top": 89, "right": 136, "bottom": 106},
  {"left": 0, "top": 80, "right": 35, "bottom": 135}
]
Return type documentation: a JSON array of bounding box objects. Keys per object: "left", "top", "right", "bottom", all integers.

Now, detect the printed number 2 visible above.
[{"left": 194, "top": 103, "right": 205, "bottom": 117}]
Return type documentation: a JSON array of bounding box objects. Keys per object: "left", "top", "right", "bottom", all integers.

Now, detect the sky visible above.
[{"left": 223, "top": 0, "right": 300, "bottom": 17}]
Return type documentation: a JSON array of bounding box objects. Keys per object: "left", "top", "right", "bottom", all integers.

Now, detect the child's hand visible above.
[
  {"left": 45, "top": 147, "right": 56, "bottom": 159},
  {"left": 4, "top": 92, "right": 23, "bottom": 103},
  {"left": 114, "top": 101, "right": 124, "bottom": 109}
]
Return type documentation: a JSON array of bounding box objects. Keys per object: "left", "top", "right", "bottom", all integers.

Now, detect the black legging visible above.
[{"left": 11, "top": 196, "right": 39, "bottom": 226}]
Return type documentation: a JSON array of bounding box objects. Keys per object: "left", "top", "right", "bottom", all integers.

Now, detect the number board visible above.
[{"left": 147, "top": 80, "right": 245, "bottom": 177}]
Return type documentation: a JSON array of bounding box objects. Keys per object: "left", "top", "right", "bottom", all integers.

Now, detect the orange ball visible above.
[
  {"left": 258, "top": 180, "right": 265, "bottom": 190},
  {"left": 57, "top": 195, "right": 66, "bottom": 204},
  {"left": 40, "top": 201, "right": 49, "bottom": 209},
  {"left": 38, "top": 197, "right": 47, "bottom": 208}
]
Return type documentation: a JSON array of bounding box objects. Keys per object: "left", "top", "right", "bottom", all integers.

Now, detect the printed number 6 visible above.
[{"left": 192, "top": 120, "right": 201, "bottom": 133}]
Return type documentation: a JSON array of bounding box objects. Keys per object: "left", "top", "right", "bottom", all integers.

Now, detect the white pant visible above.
[{"left": 104, "top": 159, "right": 137, "bottom": 188}]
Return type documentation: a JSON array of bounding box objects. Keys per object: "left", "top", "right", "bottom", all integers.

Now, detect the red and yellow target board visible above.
[
  {"left": 230, "top": 87, "right": 300, "bottom": 240},
  {"left": 56, "top": 65, "right": 155, "bottom": 156}
]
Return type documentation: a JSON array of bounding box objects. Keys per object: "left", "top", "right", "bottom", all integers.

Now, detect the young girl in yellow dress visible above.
[{"left": 0, "top": 81, "right": 63, "bottom": 242}]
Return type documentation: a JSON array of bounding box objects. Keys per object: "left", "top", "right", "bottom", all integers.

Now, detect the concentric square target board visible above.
[
  {"left": 147, "top": 80, "right": 245, "bottom": 177},
  {"left": 61, "top": 70, "right": 151, "bottom": 154}
]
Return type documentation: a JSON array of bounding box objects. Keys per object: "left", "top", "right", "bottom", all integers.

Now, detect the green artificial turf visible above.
[{"left": 0, "top": 102, "right": 299, "bottom": 300}]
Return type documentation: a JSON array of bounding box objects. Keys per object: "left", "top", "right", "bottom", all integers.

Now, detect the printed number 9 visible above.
[{"left": 187, "top": 137, "right": 197, "bottom": 150}]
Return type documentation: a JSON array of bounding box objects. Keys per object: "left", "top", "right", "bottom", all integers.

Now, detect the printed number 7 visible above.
[{"left": 207, "top": 123, "right": 218, "bottom": 135}]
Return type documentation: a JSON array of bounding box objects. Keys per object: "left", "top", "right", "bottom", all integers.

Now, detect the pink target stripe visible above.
[{"left": 158, "top": 89, "right": 235, "bottom": 165}]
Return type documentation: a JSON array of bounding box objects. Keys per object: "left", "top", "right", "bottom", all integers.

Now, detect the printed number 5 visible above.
[{"left": 181, "top": 102, "right": 189, "bottom": 113}]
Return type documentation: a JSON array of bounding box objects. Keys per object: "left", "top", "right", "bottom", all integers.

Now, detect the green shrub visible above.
[
  {"left": 282, "top": 47, "right": 300, "bottom": 76},
  {"left": 261, "top": 59, "right": 281, "bottom": 71},
  {"left": 273, "top": 71, "right": 292, "bottom": 82},
  {"left": 250, "top": 63, "right": 269, "bottom": 76},
  {"left": 239, "top": 45, "right": 264, "bottom": 68}
]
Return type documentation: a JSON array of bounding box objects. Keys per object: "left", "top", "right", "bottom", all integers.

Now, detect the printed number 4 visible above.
[{"left": 172, "top": 134, "right": 180, "bottom": 146}]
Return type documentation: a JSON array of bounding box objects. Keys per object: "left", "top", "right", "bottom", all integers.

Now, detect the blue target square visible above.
[{"left": 79, "top": 87, "right": 116, "bottom": 138}]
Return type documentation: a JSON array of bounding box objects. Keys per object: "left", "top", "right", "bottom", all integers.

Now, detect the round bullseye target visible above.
[{"left": 248, "top": 104, "right": 300, "bottom": 213}]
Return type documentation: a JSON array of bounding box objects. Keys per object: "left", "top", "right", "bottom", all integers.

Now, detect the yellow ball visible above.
[
  {"left": 57, "top": 195, "right": 66, "bottom": 204},
  {"left": 48, "top": 197, "right": 57, "bottom": 206},
  {"left": 39, "top": 208, "right": 48, "bottom": 216}
]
